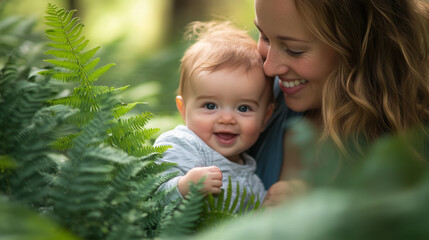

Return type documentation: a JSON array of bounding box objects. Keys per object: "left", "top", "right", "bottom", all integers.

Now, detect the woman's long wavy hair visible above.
[{"left": 295, "top": 0, "right": 429, "bottom": 152}]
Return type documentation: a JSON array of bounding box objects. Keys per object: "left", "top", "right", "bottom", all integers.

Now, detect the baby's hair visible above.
[{"left": 178, "top": 21, "right": 264, "bottom": 97}]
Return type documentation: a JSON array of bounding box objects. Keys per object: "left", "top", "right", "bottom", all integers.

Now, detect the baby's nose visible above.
[{"left": 218, "top": 110, "right": 236, "bottom": 124}]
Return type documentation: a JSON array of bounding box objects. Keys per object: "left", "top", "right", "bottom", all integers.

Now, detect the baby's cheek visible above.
[{"left": 241, "top": 121, "right": 263, "bottom": 145}]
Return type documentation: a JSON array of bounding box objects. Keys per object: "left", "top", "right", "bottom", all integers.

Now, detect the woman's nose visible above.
[{"left": 264, "top": 48, "right": 289, "bottom": 77}]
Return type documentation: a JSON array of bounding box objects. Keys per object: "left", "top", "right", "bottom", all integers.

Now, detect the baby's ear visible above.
[{"left": 175, "top": 95, "right": 186, "bottom": 121}]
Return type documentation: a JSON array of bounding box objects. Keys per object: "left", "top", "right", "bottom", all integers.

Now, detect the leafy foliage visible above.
[
  {"left": 41, "top": 3, "right": 167, "bottom": 158},
  {"left": 1, "top": 3, "right": 185, "bottom": 240},
  {"left": 199, "top": 176, "right": 261, "bottom": 231},
  {"left": 159, "top": 180, "right": 206, "bottom": 237},
  {"left": 2, "top": 3, "right": 427, "bottom": 240},
  {"left": 0, "top": 4, "right": 256, "bottom": 239},
  {"left": 0, "top": 196, "right": 78, "bottom": 240},
  {"left": 184, "top": 122, "right": 429, "bottom": 240},
  {"left": 0, "top": 56, "right": 71, "bottom": 206}
]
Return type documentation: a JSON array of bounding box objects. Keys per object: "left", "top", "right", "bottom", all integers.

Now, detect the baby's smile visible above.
[{"left": 214, "top": 132, "right": 238, "bottom": 145}]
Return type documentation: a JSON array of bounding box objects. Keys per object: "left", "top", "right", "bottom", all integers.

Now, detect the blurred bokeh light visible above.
[{"left": 3, "top": 0, "right": 257, "bottom": 136}]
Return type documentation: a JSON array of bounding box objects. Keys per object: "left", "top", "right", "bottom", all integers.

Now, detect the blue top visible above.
[{"left": 247, "top": 81, "right": 303, "bottom": 189}]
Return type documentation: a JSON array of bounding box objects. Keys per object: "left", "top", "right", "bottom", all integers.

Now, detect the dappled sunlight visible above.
[
  {"left": 122, "top": 81, "right": 162, "bottom": 103},
  {"left": 84, "top": 0, "right": 168, "bottom": 56},
  {"left": 4, "top": 0, "right": 256, "bottom": 135}
]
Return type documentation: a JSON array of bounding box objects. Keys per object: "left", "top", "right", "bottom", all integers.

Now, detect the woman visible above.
[{"left": 249, "top": 0, "right": 429, "bottom": 190}]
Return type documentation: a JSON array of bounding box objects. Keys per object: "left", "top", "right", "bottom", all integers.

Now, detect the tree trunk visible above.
[{"left": 169, "top": 0, "right": 212, "bottom": 41}]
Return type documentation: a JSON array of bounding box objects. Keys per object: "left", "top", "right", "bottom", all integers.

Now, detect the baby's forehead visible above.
[
  {"left": 187, "top": 65, "right": 272, "bottom": 98},
  {"left": 191, "top": 65, "right": 266, "bottom": 85},
  {"left": 193, "top": 64, "right": 264, "bottom": 79}
]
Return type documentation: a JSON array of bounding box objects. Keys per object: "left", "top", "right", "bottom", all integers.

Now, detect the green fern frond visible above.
[
  {"left": 114, "top": 112, "right": 153, "bottom": 131},
  {"left": 107, "top": 112, "right": 163, "bottom": 157},
  {"left": 48, "top": 94, "right": 85, "bottom": 109},
  {"left": 43, "top": 4, "right": 161, "bottom": 164},
  {"left": 67, "top": 96, "right": 115, "bottom": 154},
  {"left": 48, "top": 86, "right": 119, "bottom": 109},
  {"left": 136, "top": 161, "right": 176, "bottom": 179},
  {"left": 2, "top": 4, "right": 180, "bottom": 240},
  {"left": 198, "top": 177, "right": 262, "bottom": 230},
  {"left": 50, "top": 96, "right": 135, "bottom": 239},
  {"left": 113, "top": 101, "right": 146, "bottom": 118},
  {"left": 107, "top": 127, "right": 160, "bottom": 155},
  {"left": 39, "top": 70, "right": 76, "bottom": 82},
  {"left": 0, "top": 59, "right": 77, "bottom": 206},
  {"left": 87, "top": 61, "right": 115, "bottom": 83},
  {"left": 205, "top": 177, "right": 261, "bottom": 214},
  {"left": 0, "top": 155, "right": 18, "bottom": 170},
  {"left": 51, "top": 134, "right": 73, "bottom": 151},
  {"left": 43, "top": 3, "right": 115, "bottom": 95},
  {"left": 84, "top": 145, "right": 137, "bottom": 164},
  {"left": 159, "top": 180, "right": 205, "bottom": 237}
]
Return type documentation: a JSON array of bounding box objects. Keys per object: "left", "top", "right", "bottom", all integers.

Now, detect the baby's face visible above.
[{"left": 180, "top": 66, "right": 273, "bottom": 162}]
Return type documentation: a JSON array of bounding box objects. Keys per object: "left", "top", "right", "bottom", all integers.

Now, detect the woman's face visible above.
[{"left": 254, "top": 0, "right": 339, "bottom": 112}]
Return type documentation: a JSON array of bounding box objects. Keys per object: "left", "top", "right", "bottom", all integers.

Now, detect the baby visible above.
[{"left": 155, "top": 21, "right": 274, "bottom": 211}]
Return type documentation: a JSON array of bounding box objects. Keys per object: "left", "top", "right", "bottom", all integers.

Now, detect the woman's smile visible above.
[{"left": 279, "top": 78, "right": 308, "bottom": 95}]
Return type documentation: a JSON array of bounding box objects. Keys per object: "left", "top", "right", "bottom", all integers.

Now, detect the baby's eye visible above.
[
  {"left": 237, "top": 105, "right": 251, "bottom": 112},
  {"left": 204, "top": 103, "right": 217, "bottom": 110}
]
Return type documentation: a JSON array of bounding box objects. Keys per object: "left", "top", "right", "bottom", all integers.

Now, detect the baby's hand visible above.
[
  {"left": 178, "top": 166, "right": 223, "bottom": 197},
  {"left": 262, "top": 180, "right": 307, "bottom": 207}
]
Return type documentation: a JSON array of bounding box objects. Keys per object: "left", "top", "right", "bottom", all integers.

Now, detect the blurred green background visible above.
[{"left": 4, "top": 0, "right": 257, "bottom": 137}]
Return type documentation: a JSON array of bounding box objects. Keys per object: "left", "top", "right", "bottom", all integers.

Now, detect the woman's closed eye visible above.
[
  {"left": 285, "top": 48, "right": 305, "bottom": 57},
  {"left": 259, "top": 34, "right": 269, "bottom": 44}
]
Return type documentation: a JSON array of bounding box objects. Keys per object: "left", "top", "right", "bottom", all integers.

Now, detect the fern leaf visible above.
[
  {"left": 112, "top": 102, "right": 146, "bottom": 118},
  {"left": 206, "top": 193, "right": 216, "bottom": 211},
  {"left": 159, "top": 180, "right": 205, "bottom": 237},
  {"left": 84, "top": 145, "right": 136, "bottom": 164},
  {"left": 44, "top": 59, "right": 80, "bottom": 71},
  {"left": 64, "top": 17, "right": 80, "bottom": 32},
  {"left": 44, "top": 3, "right": 113, "bottom": 89},
  {"left": 0, "top": 59, "right": 78, "bottom": 207},
  {"left": 216, "top": 189, "right": 225, "bottom": 211},
  {"left": 78, "top": 46, "right": 100, "bottom": 65},
  {"left": 44, "top": 49, "right": 76, "bottom": 59},
  {"left": 51, "top": 134, "right": 75, "bottom": 151},
  {"left": 136, "top": 161, "right": 175, "bottom": 178},
  {"left": 61, "top": 10, "right": 77, "bottom": 30},
  {"left": 224, "top": 177, "right": 233, "bottom": 211},
  {"left": 67, "top": 24, "right": 84, "bottom": 43},
  {"left": 243, "top": 194, "right": 255, "bottom": 213},
  {"left": 81, "top": 53, "right": 100, "bottom": 71},
  {"left": 74, "top": 39, "right": 89, "bottom": 52},
  {"left": 238, "top": 187, "right": 247, "bottom": 214},
  {"left": 228, "top": 181, "right": 240, "bottom": 213},
  {"left": 87, "top": 63, "right": 116, "bottom": 83}
]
